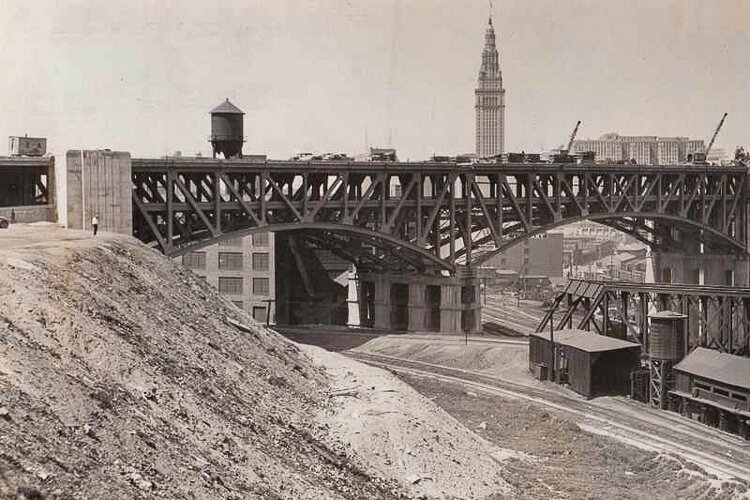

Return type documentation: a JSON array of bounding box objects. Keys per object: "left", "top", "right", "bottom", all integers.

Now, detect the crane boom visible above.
[
  {"left": 706, "top": 112, "right": 728, "bottom": 157},
  {"left": 566, "top": 120, "right": 582, "bottom": 152}
]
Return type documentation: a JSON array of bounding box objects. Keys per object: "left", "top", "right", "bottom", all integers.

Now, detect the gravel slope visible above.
[
  {"left": 0, "top": 226, "right": 516, "bottom": 499},
  {"left": 303, "top": 345, "right": 516, "bottom": 499}
]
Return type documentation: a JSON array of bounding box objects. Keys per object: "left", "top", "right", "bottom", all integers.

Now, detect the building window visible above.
[
  {"left": 218, "top": 277, "right": 243, "bottom": 294},
  {"left": 252, "top": 252, "right": 269, "bottom": 271},
  {"left": 253, "top": 306, "right": 267, "bottom": 322},
  {"left": 232, "top": 300, "right": 244, "bottom": 310},
  {"left": 218, "top": 252, "right": 243, "bottom": 271},
  {"left": 252, "top": 231, "right": 269, "bottom": 246},
  {"left": 220, "top": 237, "right": 242, "bottom": 247},
  {"left": 182, "top": 252, "right": 206, "bottom": 269},
  {"left": 253, "top": 277, "right": 270, "bottom": 296}
]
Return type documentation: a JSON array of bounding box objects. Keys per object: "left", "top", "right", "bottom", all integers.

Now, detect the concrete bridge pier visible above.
[
  {"left": 407, "top": 283, "right": 427, "bottom": 332},
  {"left": 439, "top": 284, "right": 463, "bottom": 334},
  {"left": 651, "top": 220, "right": 750, "bottom": 286},
  {"left": 372, "top": 274, "right": 392, "bottom": 330},
  {"left": 358, "top": 271, "right": 482, "bottom": 334},
  {"left": 654, "top": 252, "right": 749, "bottom": 286}
]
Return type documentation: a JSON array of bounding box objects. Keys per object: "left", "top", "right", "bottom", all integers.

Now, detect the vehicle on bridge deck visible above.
[
  {"left": 321, "top": 153, "right": 352, "bottom": 161},
  {"left": 290, "top": 152, "right": 315, "bottom": 161},
  {"left": 369, "top": 148, "right": 398, "bottom": 162}
]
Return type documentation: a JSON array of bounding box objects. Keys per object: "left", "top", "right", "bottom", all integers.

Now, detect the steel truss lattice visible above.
[
  {"left": 539, "top": 279, "right": 750, "bottom": 355},
  {"left": 131, "top": 159, "right": 750, "bottom": 274}
]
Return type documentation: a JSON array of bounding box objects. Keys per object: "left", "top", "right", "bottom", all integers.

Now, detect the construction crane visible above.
[
  {"left": 566, "top": 120, "right": 582, "bottom": 152},
  {"left": 692, "top": 113, "right": 728, "bottom": 164},
  {"left": 706, "top": 112, "right": 728, "bottom": 157},
  {"left": 553, "top": 121, "right": 582, "bottom": 163}
]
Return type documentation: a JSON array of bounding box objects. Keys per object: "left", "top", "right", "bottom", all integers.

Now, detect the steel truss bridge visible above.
[
  {"left": 539, "top": 279, "right": 750, "bottom": 355},
  {"left": 0, "top": 156, "right": 54, "bottom": 207},
  {"left": 131, "top": 159, "right": 749, "bottom": 274}
]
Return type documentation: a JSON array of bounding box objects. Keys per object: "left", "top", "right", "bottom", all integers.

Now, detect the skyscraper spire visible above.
[
  {"left": 479, "top": 15, "right": 499, "bottom": 79},
  {"left": 475, "top": 10, "right": 506, "bottom": 157}
]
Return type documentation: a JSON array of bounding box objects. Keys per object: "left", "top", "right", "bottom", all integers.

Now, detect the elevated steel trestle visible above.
[
  {"left": 131, "top": 159, "right": 750, "bottom": 274},
  {"left": 539, "top": 279, "right": 750, "bottom": 355}
]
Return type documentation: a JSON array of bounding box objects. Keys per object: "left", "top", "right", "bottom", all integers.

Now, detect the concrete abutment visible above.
[
  {"left": 359, "top": 271, "right": 482, "bottom": 334},
  {"left": 65, "top": 150, "right": 132, "bottom": 235}
]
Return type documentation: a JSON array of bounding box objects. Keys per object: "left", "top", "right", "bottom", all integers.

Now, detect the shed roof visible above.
[
  {"left": 674, "top": 347, "right": 750, "bottom": 390},
  {"left": 210, "top": 98, "right": 244, "bottom": 115},
  {"left": 531, "top": 328, "right": 640, "bottom": 353}
]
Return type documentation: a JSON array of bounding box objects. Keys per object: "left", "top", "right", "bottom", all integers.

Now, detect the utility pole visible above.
[{"left": 549, "top": 309, "right": 556, "bottom": 382}]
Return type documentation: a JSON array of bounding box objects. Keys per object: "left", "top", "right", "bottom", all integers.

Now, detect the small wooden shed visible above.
[
  {"left": 670, "top": 348, "right": 750, "bottom": 437},
  {"left": 530, "top": 328, "right": 641, "bottom": 399}
]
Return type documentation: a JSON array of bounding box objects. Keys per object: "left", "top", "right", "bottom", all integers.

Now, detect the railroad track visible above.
[
  {"left": 482, "top": 297, "right": 541, "bottom": 334},
  {"left": 347, "top": 350, "right": 750, "bottom": 482}
]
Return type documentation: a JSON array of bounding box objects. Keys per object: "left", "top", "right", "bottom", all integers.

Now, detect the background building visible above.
[
  {"left": 486, "top": 232, "right": 564, "bottom": 278},
  {"left": 181, "top": 231, "right": 275, "bottom": 323},
  {"left": 475, "top": 17, "right": 506, "bottom": 158},
  {"left": 573, "top": 133, "right": 704, "bottom": 164}
]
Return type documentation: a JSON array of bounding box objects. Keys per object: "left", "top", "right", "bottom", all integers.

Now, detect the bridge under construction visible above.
[{"left": 38, "top": 148, "right": 745, "bottom": 333}]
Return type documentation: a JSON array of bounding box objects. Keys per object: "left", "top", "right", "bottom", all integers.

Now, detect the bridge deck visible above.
[{"left": 132, "top": 157, "right": 748, "bottom": 174}]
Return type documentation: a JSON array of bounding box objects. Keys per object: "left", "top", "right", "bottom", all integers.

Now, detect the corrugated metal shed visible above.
[
  {"left": 674, "top": 347, "right": 750, "bottom": 390},
  {"left": 531, "top": 329, "right": 640, "bottom": 353}
]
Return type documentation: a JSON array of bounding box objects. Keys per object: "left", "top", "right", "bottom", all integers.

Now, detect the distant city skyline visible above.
[
  {"left": 572, "top": 133, "right": 705, "bottom": 165},
  {"left": 0, "top": 1, "right": 748, "bottom": 161}
]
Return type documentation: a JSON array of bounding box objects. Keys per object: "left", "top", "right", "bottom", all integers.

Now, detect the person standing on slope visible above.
[{"left": 92, "top": 214, "right": 99, "bottom": 236}]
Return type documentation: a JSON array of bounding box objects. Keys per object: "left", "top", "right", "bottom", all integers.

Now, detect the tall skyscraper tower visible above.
[{"left": 475, "top": 15, "right": 506, "bottom": 158}]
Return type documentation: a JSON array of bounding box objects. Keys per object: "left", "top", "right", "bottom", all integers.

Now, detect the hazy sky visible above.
[{"left": 1, "top": 0, "right": 748, "bottom": 160}]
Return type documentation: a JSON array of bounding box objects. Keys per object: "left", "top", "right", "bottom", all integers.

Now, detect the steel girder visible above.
[
  {"left": 539, "top": 279, "right": 750, "bottom": 355},
  {"left": 131, "top": 159, "right": 750, "bottom": 273},
  {"left": 0, "top": 160, "right": 52, "bottom": 207}
]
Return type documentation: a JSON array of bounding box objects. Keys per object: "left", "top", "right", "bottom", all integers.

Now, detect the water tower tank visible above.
[
  {"left": 648, "top": 310, "right": 687, "bottom": 361},
  {"left": 210, "top": 98, "right": 244, "bottom": 159}
]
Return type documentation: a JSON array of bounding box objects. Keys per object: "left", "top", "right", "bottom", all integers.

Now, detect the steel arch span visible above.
[{"left": 131, "top": 158, "right": 750, "bottom": 273}]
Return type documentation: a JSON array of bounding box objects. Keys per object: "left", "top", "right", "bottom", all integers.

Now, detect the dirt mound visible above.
[
  {"left": 303, "top": 346, "right": 516, "bottom": 499},
  {"left": 0, "top": 231, "right": 404, "bottom": 499}
]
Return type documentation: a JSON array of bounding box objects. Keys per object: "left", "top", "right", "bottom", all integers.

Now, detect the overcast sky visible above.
[{"left": 1, "top": 0, "right": 748, "bottom": 160}]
